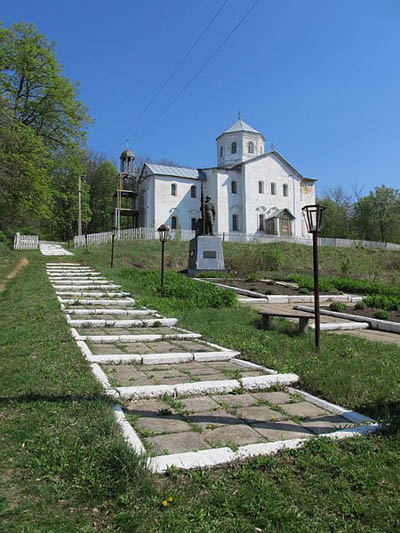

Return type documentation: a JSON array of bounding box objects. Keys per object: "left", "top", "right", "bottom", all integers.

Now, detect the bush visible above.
[
  {"left": 363, "top": 295, "right": 400, "bottom": 312},
  {"left": 119, "top": 269, "right": 236, "bottom": 309},
  {"left": 375, "top": 309, "right": 390, "bottom": 320},
  {"left": 355, "top": 300, "right": 367, "bottom": 310},
  {"left": 329, "top": 302, "right": 347, "bottom": 312}
]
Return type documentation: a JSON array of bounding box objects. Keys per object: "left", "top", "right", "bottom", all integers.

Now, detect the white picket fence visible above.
[
  {"left": 73, "top": 227, "right": 400, "bottom": 251},
  {"left": 13, "top": 233, "right": 39, "bottom": 250}
]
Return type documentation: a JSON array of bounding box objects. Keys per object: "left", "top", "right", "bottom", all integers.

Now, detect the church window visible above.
[
  {"left": 191, "top": 218, "right": 197, "bottom": 231},
  {"left": 259, "top": 214, "right": 265, "bottom": 231},
  {"left": 191, "top": 185, "right": 197, "bottom": 198},
  {"left": 283, "top": 184, "right": 288, "bottom": 197},
  {"left": 231, "top": 142, "right": 237, "bottom": 154},
  {"left": 258, "top": 181, "right": 264, "bottom": 194},
  {"left": 220, "top": 146, "right": 223, "bottom": 157},
  {"left": 248, "top": 141, "right": 254, "bottom": 153},
  {"left": 171, "top": 183, "right": 177, "bottom": 196},
  {"left": 231, "top": 180, "right": 237, "bottom": 194},
  {"left": 271, "top": 182, "right": 276, "bottom": 195},
  {"left": 232, "top": 214, "right": 239, "bottom": 231},
  {"left": 171, "top": 216, "right": 177, "bottom": 229}
]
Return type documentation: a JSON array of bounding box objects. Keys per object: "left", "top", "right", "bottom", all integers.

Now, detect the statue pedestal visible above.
[{"left": 188, "top": 236, "right": 225, "bottom": 276}]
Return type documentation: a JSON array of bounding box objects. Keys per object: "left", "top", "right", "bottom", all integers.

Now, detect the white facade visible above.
[{"left": 138, "top": 119, "right": 316, "bottom": 237}]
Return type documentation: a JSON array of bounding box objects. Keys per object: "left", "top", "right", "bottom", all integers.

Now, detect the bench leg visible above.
[
  {"left": 262, "top": 315, "right": 270, "bottom": 330},
  {"left": 299, "top": 317, "right": 309, "bottom": 333}
]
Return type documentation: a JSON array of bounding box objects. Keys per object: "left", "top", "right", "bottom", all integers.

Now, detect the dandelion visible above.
[
  {"left": 168, "top": 497, "right": 173, "bottom": 502},
  {"left": 162, "top": 500, "right": 168, "bottom": 507},
  {"left": 207, "top": 423, "right": 214, "bottom": 429}
]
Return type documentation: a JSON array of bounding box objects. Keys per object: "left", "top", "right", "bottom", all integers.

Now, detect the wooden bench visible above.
[{"left": 259, "top": 311, "right": 312, "bottom": 333}]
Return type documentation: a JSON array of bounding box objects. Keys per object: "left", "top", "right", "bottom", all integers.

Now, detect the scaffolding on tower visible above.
[{"left": 113, "top": 147, "right": 141, "bottom": 232}]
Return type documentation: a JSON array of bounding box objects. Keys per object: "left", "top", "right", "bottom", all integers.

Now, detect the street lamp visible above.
[
  {"left": 157, "top": 224, "right": 170, "bottom": 288},
  {"left": 110, "top": 225, "right": 117, "bottom": 268},
  {"left": 302, "top": 204, "right": 327, "bottom": 353}
]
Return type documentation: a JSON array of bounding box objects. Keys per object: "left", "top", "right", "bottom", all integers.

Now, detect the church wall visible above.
[
  {"left": 242, "top": 155, "right": 315, "bottom": 237},
  {"left": 152, "top": 176, "right": 201, "bottom": 230}
]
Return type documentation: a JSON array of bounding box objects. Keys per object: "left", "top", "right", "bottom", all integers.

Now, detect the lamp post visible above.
[
  {"left": 157, "top": 224, "right": 170, "bottom": 289},
  {"left": 110, "top": 225, "right": 117, "bottom": 268},
  {"left": 302, "top": 204, "right": 327, "bottom": 353}
]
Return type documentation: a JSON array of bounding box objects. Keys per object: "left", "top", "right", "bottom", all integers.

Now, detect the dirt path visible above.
[{"left": 0, "top": 256, "right": 29, "bottom": 292}]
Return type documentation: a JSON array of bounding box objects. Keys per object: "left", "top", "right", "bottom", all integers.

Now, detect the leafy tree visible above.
[
  {"left": 0, "top": 97, "right": 53, "bottom": 231},
  {"left": 86, "top": 154, "right": 117, "bottom": 233},
  {"left": 47, "top": 148, "right": 91, "bottom": 241},
  {"left": 353, "top": 185, "right": 400, "bottom": 243},
  {"left": 0, "top": 22, "right": 91, "bottom": 151},
  {"left": 318, "top": 186, "right": 354, "bottom": 239}
]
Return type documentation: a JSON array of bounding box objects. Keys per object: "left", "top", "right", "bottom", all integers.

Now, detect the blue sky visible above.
[{"left": 2, "top": 0, "right": 400, "bottom": 197}]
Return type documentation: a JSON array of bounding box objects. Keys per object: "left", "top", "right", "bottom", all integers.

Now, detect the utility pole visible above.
[{"left": 78, "top": 175, "right": 82, "bottom": 236}]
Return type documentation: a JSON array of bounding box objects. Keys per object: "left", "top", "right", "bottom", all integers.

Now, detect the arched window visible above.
[
  {"left": 231, "top": 142, "right": 237, "bottom": 154},
  {"left": 248, "top": 141, "right": 254, "bottom": 153},
  {"left": 191, "top": 185, "right": 197, "bottom": 198},
  {"left": 271, "top": 182, "right": 276, "bottom": 195},
  {"left": 258, "top": 181, "right": 264, "bottom": 194},
  {"left": 231, "top": 180, "right": 237, "bottom": 194},
  {"left": 232, "top": 214, "right": 239, "bottom": 231},
  {"left": 171, "top": 216, "right": 177, "bottom": 229},
  {"left": 283, "top": 184, "right": 288, "bottom": 197},
  {"left": 171, "top": 183, "right": 177, "bottom": 196},
  {"left": 259, "top": 214, "right": 265, "bottom": 231},
  {"left": 220, "top": 146, "right": 223, "bottom": 158}
]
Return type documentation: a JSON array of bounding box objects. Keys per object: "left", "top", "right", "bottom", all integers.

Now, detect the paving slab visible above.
[
  {"left": 252, "top": 391, "right": 292, "bottom": 404},
  {"left": 252, "top": 420, "right": 314, "bottom": 441},
  {"left": 125, "top": 399, "right": 169, "bottom": 415},
  {"left": 145, "top": 431, "right": 210, "bottom": 454},
  {"left": 238, "top": 405, "right": 284, "bottom": 424},
  {"left": 119, "top": 343, "right": 155, "bottom": 354},
  {"left": 170, "top": 340, "right": 213, "bottom": 352},
  {"left": 212, "top": 393, "right": 257, "bottom": 408},
  {"left": 301, "top": 415, "right": 354, "bottom": 435},
  {"left": 280, "top": 401, "right": 330, "bottom": 419},
  {"left": 92, "top": 344, "right": 125, "bottom": 355},
  {"left": 138, "top": 415, "right": 192, "bottom": 435},
  {"left": 186, "top": 410, "right": 242, "bottom": 429},
  {"left": 180, "top": 396, "right": 221, "bottom": 413},
  {"left": 202, "top": 424, "right": 265, "bottom": 447}
]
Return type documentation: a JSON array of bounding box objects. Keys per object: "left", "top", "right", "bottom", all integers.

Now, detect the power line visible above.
[
  {"left": 132, "top": 0, "right": 261, "bottom": 147},
  {"left": 109, "top": 0, "right": 229, "bottom": 156}
]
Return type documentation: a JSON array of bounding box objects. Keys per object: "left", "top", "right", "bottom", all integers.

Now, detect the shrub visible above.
[
  {"left": 355, "top": 300, "right": 367, "bottom": 310},
  {"left": 363, "top": 295, "right": 400, "bottom": 312},
  {"left": 375, "top": 309, "right": 390, "bottom": 320},
  {"left": 329, "top": 302, "right": 347, "bottom": 312}
]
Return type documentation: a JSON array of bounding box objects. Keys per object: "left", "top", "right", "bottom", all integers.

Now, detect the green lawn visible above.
[{"left": 1, "top": 242, "right": 400, "bottom": 531}]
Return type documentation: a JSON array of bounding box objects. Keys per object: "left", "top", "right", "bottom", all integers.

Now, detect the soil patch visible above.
[
  {"left": 321, "top": 304, "right": 400, "bottom": 324},
  {"left": 209, "top": 279, "right": 311, "bottom": 296},
  {"left": 0, "top": 256, "right": 29, "bottom": 292}
]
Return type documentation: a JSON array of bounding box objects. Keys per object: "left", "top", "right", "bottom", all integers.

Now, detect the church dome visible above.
[{"left": 120, "top": 148, "right": 135, "bottom": 159}]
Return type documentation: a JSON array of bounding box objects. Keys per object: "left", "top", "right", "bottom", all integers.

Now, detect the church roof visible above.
[
  {"left": 120, "top": 148, "right": 134, "bottom": 159},
  {"left": 216, "top": 119, "right": 264, "bottom": 140},
  {"left": 143, "top": 163, "right": 201, "bottom": 180}
]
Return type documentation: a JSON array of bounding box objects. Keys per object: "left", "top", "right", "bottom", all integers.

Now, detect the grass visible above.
[{"left": 1, "top": 242, "right": 400, "bottom": 531}]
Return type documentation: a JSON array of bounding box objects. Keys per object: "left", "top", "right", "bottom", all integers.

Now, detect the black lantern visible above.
[
  {"left": 301, "top": 204, "right": 327, "bottom": 353},
  {"left": 157, "top": 224, "right": 170, "bottom": 242},
  {"left": 157, "top": 224, "right": 170, "bottom": 288},
  {"left": 302, "top": 204, "right": 327, "bottom": 234}
]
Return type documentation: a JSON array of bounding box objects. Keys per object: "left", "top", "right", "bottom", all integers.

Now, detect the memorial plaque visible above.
[{"left": 203, "top": 250, "right": 217, "bottom": 259}]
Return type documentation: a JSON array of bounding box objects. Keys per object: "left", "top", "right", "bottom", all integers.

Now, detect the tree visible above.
[
  {"left": 0, "top": 22, "right": 91, "bottom": 151},
  {"left": 47, "top": 148, "right": 91, "bottom": 241},
  {"left": 85, "top": 152, "right": 117, "bottom": 233},
  {"left": 0, "top": 97, "right": 53, "bottom": 231},
  {"left": 353, "top": 185, "right": 400, "bottom": 243},
  {"left": 318, "top": 186, "right": 355, "bottom": 239}
]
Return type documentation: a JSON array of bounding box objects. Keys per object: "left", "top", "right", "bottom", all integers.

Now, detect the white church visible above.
[{"left": 136, "top": 118, "right": 316, "bottom": 238}]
